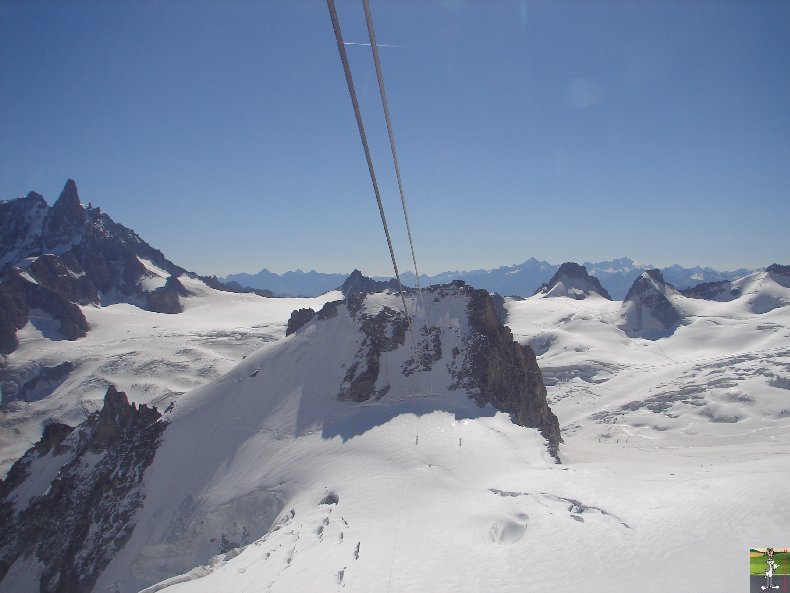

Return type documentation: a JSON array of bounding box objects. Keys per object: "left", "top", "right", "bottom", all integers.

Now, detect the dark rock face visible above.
[
  {"left": 200, "top": 276, "right": 274, "bottom": 298},
  {"left": 28, "top": 254, "right": 99, "bottom": 304},
  {"left": 42, "top": 179, "right": 87, "bottom": 251},
  {"left": 402, "top": 325, "right": 442, "bottom": 376},
  {"left": 317, "top": 300, "right": 342, "bottom": 321},
  {"left": 0, "top": 275, "right": 29, "bottom": 354},
  {"left": 681, "top": 279, "right": 740, "bottom": 301},
  {"left": 145, "top": 276, "right": 188, "bottom": 314},
  {"left": 767, "top": 263, "right": 790, "bottom": 276},
  {"left": 286, "top": 308, "right": 316, "bottom": 336},
  {"left": 0, "top": 192, "right": 48, "bottom": 264},
  {"left": 36, "top": 423, "right": 76, "bottom": 456},
  {"left": 338, "top": 294, "right": 409, "bottom": 402},
  {"left": 0, "top": 269, "right": 89, "bottom": 354},
  {"left": 622, "top": 269, "right": 681, "bottom": 336},
  {"left": 318, "top": 283, "right": 561, "bottom": 459},
  {"left": 66, "top": 211, "right": 183, "bottom": 298},
  {"left": 449, "top": 286, "right": 562, "bottom": 460},
  {"left": 0, "top": 386, "right": 167, "bottom": 593},
  {"left": 535, "top": 262, "right": 612, "bottom": 300},
  {"left": 767, "top": 263, "right": 790, "bottom": 289},
  {"left": 340, "top": 269, "right": 400, "bottom": 296}
]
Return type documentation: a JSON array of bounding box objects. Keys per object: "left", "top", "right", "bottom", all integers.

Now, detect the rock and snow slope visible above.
[
  {"left": 0, "top": 276, "right": 341, "bottom": 476},
  {"left": 509, "top": 267, "right": 790, "bottom": 448},
  {"left": 620, "top": 268, "right": 683, "bottom": 338},
  {"left": 0, "top": 180, "right": 274, "bottom": 355},
  {"left": 143, "top": 268, "right": 789, "bottom": 593},
  {"left": 534, "top": 262, "right": 612, "bottom": 300},
  {"left": 1, "top": 283, "right": 559, "bottom": 593},
  {"left": 0, "top": 262, "right": 788, "bottom": 593}
]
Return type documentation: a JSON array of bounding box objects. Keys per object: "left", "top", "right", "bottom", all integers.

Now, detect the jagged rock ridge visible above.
[
  {"left": 0, "top": 386, "right": 167, "bottom": 593},
  {"left": 339, "top": 269, "right": 401, "bottom": 296},
  {"left": 0, "top": 281, "right": 559, "bottom": 591},
  {"left": 452, "top": 284, "right": 562, "bottom": 456},
  {"left": 534, "top": 262, "right": 612, "bottom": 300},
  {"left": 304, "top": 280, "right": 561, "bottom": 457},
  {"left": 0, "top": 179, "right": 270, "bottom": 354}
]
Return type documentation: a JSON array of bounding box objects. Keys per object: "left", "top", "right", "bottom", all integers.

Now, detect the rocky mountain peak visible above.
[
  {"left": 642, "top": 268, "right": 665, "bottom": 285},
  {"left": 681, "top": 279, "right": 738, "bottom": 301},
  {"left": 339, "top": 269, "right": 399, "bottom": 296},
  {"left": 767, "top": 263, "right": 790, "bottom": 276},
  {"left": 0, "top": 179, "right": 206, "bottom": 353},
  {"left": 621, "top": 269, "right": 682, "bottom": 338},
  {"left": 767, "top": 263, "right": 790, "bottom": 289},
  {"left": 535, "top": 261, "right": 611, "bottom": 300},
  {"left": 44, "top": 179, "right": 87, "bottom": 249},
  {"left": 624, "top": 269, "right": 675, "bottom": 300},
  {"left": 23, "top": 190, "right": 47, "bottom": 205},
  {"left": 54, "top": 179, "right": 81, "bottom": 210}
]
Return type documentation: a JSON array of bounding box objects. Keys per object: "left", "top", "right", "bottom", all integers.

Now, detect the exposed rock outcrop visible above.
[
  {"left": 0, "top": 192, "right": 48, "bottom": 266},
  {"left": 0, "top": 386, "right": 167, "bottom": 593},
  {"left": 621, "top": 269, "right": 682, "bottom": 339},
  {"left": 338, "top": 294, "right": 409, "bottom": 402},
  {"left": 767, "top": 263, "right": 790, "bottom": 288},
  {"left": 321, "top": 282, "right": 561, "bottom": 458},
  {"left": 767, "top": 263, "right": 790, "bottom": 276},
  {"left": 201, "top": 276, "right": 274, "bottom": 298},
  {"left": 42, "top": 179, "right": 87, "bottom": 251},
  {"left": 534, "top": 262, "right": 611, "bottom": 300},
  {"left": 340, "top": 269, "right": 400, "bottom": 296},
  {"left": 0, "top": 269, "right": 89, "bottom": 354},
  {"left": 28, "top": 254, "right": 99, "bottom": 304},
  {"left": 449, "top": 285, "right": 562, "bottom": 459},
  {"left": 681, "top": 279, "right": 740, "bottom": 301},
  {"left": 145, "top": 276, "right": 189, "bottom": 314},
  {"left": 285, "top": 308, "right": 316, "bottom": 336}
]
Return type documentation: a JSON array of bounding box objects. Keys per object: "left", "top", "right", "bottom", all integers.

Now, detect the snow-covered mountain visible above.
[
  {"left": 533, "top": 262, "right": 611, "bottom": 300},
  {"left": 225, "top": 257, "right": 752, "bottom": 300},
  {"left": 0, "top": 261, "right": 787, "bottom": 592},
  {"left": 682, "top": 264, "right": 790, "bottom": 311},
  {"left": 1, "top": 180, "right": 787, "bottom": 592},
  {"left": 0, "top": 273, "right": 342, "bottom": 476},
  {"left": 1, "top": 283, "right": 561, "bottom": 593},
  {"left": 0, "top": 181, "right": 337, "bottom": 476},
  {"left": 0, "top": 180, "right": 271, "bottom": 355},
  {"left": 620, "top": 269, "right": 683, "bottom": 339}
]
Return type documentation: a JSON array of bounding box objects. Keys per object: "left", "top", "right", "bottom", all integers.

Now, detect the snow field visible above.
[{"left": 0, "top": 276, "right": 341, "bottom": 475}]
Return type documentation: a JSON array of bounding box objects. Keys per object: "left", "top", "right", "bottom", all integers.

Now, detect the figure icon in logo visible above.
[{"left": 762, "top": 548, "right": 780, "bottom": 591}]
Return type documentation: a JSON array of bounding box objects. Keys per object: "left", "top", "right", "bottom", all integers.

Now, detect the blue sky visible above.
[{"left": 1, "top": 0, "right": 788, "bottom": 276}]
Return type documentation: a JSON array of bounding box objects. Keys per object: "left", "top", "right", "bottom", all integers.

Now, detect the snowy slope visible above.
[
  {"left": 60, "top": 284, "right": 554, "bottom": 593},
  {"left": 0, "top": 276, "right": 341, "bottom": 476},
  {"left": 509, "top": 269, "right": 790, "bottom": 447},
  {"left": 134, "top": 272, "right": 790, "bottom": 593},
  {"left": 1, "top": 269, "right": 788, "bottom": 593}
]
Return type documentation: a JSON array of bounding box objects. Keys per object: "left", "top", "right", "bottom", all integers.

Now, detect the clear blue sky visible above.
[{"left": 1, "top": 0, "right": 788, "bottom": 276}]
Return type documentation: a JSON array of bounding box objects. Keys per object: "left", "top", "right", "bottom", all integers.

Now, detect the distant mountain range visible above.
[
  {"left": 224, "top": 257, "right": 753, "bottom": 300},
  {"left": 224, "top": 268, "right": 348, "bottom": 298}
]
